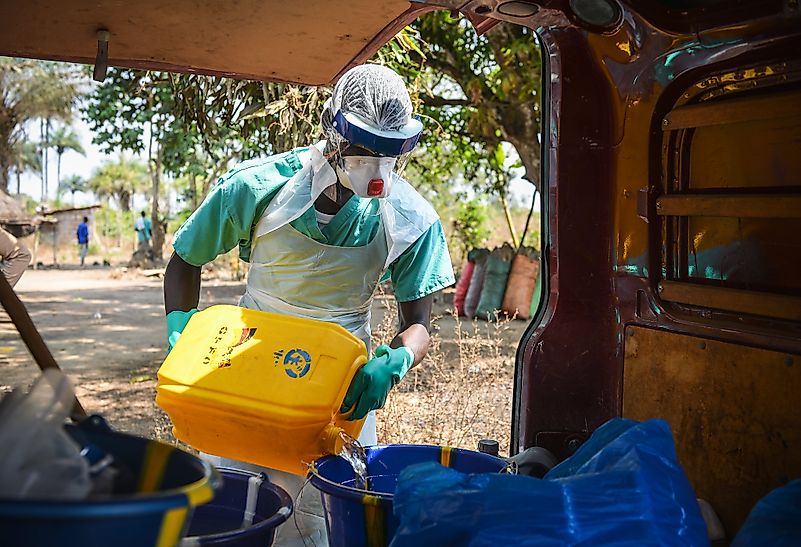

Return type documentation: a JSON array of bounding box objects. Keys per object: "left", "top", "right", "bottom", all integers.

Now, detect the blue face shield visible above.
[{"left": 331, "top": 110, "right": 423, "bottom": 157}]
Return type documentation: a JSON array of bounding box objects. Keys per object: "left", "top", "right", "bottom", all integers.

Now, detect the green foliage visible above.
[
  {"left": 0, "top": 58, "right": 82, "bottom": 191},
  {"left": 95, "top": 206, "right": 135, "bottom": 241},
  {"left": 10, "top": 139, "right": 41, "bottom": 193},
  {"left": 77, "top": 15, "right": 543, "bottom": 255},
  {"left": 167, "top": 207, "right": 193, "bottom": 235},
  {"left": 452, "top": 197, "right": 489, "bottom": 257},
  {"left": 19, "top": 193, "right": 39, "bottom": 215},
  {"left": 83, "top": 69, "right": 193, "bottom": 175},
  {"left": 58, "top": 174, "right": 87, "bottom": 204},
  {"left": 87, "top": 156, "right": 149, "bottom": 211},
  {"left": 167, "top": 76, "right": 324, "bottom": 161},
  {"left": 406, "top": 13, "right": 541, "bottom": 196},
  {"left": 48, "top": 125, "right": 84, "bottom": 157}
]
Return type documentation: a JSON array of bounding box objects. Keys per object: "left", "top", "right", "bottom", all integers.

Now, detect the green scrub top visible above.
[{"left": 173, "top": 149, "right": 455, "bottom": 302}]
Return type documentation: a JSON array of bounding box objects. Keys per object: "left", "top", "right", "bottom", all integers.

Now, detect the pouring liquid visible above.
[{"left": 338, "top": 431, "right": 368, "bottom": 490}]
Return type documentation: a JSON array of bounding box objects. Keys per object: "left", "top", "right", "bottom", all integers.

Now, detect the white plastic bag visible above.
[{"left": 0, "top": 370, "right": 90, "bottom": 499}]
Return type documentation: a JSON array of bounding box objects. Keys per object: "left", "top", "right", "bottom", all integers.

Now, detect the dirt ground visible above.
[{"left": 0, "top": 268, "right": 528, "bottom": 452}]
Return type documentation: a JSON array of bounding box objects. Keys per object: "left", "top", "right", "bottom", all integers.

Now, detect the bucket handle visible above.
[
  {"left": 306, "top": 461, "right": 382, "bottom": 498},
  {"left": 306, "top": 457, "right": 517, "bottom": 498}
]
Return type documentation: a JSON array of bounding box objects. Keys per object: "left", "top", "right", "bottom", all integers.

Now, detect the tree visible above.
[
  {"left": 83, "top": 69, "right": 322, "bottom": 261},
  {"left": 83, "top": 16, "right": 542, "bottom": 252},
  {"left": 9, "top": 138, "right": 41, "bottom": 195},
  {"left": 453, "top": 197, "right": 489, "bottom": 258},
  {"left": 88, "top": 156, "right": 148, "bottom": 211},
  {"left": 87, "top": 156, "right": 148, "bottom": 248},
  {"left": 48, "top": 125, "right": 84, "bottom": 192},
  {"left": 58, "top": 174, "right": 87, "bottom": 206},
  {"left": 83, "top": 70, "right": 197, "bottom": 261},
  {"left": 0, "top": 59, "right": 81, "bottom": 193},
  {"left": 404, "top": 13, "right": 542, "bottom": 246}
]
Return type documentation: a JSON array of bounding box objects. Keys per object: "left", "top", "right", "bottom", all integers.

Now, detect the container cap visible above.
[{"left": 478, "top": 439, "right": 500, "bottom": 456}]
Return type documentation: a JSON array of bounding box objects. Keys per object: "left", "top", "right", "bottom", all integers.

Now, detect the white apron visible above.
[{"left": 209, "top": 144, "right": 438, "bottom": 547}]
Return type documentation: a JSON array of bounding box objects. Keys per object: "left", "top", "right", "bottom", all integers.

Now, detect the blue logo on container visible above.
[{"left": 282, "top": 348, "right": 311, "bottom": 378}]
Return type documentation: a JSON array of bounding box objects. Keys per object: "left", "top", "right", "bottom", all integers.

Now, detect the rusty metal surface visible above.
[{"left": 622, "top": 325, "right": 801, "bottom": 534}]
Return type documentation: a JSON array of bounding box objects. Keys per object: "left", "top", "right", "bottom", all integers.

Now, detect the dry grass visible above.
[{"left": 374, "top": 295, "right": 516, "bottom": 455}]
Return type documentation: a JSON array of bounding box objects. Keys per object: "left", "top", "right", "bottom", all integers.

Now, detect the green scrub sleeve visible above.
[
  {"left": 387, "top": 220, "right": 456, "bottom": 302},
  {"left": 172, "top": 153, "right": 302, "bottom": 266},
  {"left": 171, "top": 177, "right": 256, "bottom": 266}
]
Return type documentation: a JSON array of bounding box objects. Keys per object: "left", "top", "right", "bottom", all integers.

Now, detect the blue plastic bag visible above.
[
  {"left": 732, "top": 479, "right": 801, "bottom": 547},
  {"left": 391, "top": 419, "right": 707, "bottom": 546}
]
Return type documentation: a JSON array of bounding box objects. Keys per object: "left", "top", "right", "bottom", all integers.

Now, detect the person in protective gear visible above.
[{"left": 163, "top": 64, "right": 454, "bottom": 547}]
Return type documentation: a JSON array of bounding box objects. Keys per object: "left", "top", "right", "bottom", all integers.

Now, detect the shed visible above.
[{"left": 36, "top": 205, "right": 101, "bottom": 266}]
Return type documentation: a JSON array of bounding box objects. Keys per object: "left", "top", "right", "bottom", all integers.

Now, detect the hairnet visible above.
[{"left": 321, "top": 64, "right": 414, "bottom": 150}]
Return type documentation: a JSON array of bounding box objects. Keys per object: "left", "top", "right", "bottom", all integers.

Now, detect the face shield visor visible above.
[{"left": 330, "top": 110, "right": 423, "bottom": 198}]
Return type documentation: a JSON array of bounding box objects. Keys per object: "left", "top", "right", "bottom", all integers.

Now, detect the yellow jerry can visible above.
[{"left": 156, "top": 304, "right": 368, "bottom": 475}]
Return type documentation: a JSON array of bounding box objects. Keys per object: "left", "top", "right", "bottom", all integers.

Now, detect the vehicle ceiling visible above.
[
  {"left": 0, "top": 0, "right": 419, "bottom": 85},
  {"left": 0, "top": 1, "right": 786, "bottom": 84}
]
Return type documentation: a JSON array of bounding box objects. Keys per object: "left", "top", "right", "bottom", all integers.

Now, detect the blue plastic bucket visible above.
[
  {"left": 0, "top": 417, "right": 220, "bottom": 547},
  {"left": 181, "top": 467, "right": 293, "bottom": 546},
  {"left": 310, "top": 444, "right": 509, "bottom": 547}
]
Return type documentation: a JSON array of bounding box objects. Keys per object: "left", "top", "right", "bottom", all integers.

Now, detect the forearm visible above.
[
  {"left": 392, "top": 294, "right": 433, "bottom": 367},
  {"left": 390, "top": 324, "right": 429, "bottom": 367},
  {"left": 164, "top": 252, "right": 202, "bottom": 314},
  {"left": 0, "top": 244, "right": 31, "bottom": 288}
]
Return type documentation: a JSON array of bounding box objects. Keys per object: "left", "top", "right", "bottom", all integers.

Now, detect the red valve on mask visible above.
[{"left": 367, "top": 179, "right": 384, "bottom": 197}]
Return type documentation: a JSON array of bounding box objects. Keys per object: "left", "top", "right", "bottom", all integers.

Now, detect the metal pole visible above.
[{"left": 0, "top": 274, "right": 86, "bottom": 421}]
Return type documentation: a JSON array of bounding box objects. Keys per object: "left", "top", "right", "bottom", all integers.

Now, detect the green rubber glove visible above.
[
  {"left": 166, "top": 308, "right": 198, "bottom": 352},
  {"left": 341, "top": 344, "right": 414, "bottom": 421}
]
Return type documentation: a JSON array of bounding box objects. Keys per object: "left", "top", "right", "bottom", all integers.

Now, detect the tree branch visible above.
[{"left": 421, "top": 95, "right": 472, "bottom": 108}]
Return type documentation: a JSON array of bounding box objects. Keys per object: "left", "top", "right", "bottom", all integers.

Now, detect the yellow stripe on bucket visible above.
[
  {"left": 156, "top": 506, "right": 188, "bottom": 547},
  {"left": 440, "top": 446, "right": 452, "bottom": 468},
  {"left": 183, "top": 479, "right": 215, "bottom": 506},
  {"left": 362, "top": 495, "right": 386, "bottom": 547},
  {"left": 138, "top": 440, "right": 173, "bottom": 493}
]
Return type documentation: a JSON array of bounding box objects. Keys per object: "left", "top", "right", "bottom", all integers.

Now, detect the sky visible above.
[
  {"left": 18, "top": 116, "right": 108, "bottom": 208},
  {"left": 17, "top": 116, "right": 539, "bottom": 213}
]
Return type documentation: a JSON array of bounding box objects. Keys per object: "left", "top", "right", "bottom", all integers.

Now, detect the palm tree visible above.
[
  {"left": 88, "top": 157, "right": 149, "bottom": 247},
  {"left": 58, "top": 174, "right": 87, "bottom": 206},
  {"left": 10, "top": 138, "right": 41, "bottom": 195},
  {"left": 0, "top": 59, "right": 81, "bottom": 194},
  {"left": 88, "top": 156, "right": 148, "bottom": 211},
  {"left": 48, "top": 125, "right": 84, "bottom": 195}
]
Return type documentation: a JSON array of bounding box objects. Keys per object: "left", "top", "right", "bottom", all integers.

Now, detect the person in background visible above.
[
  {"left": 76, "top": 216, "right": 89, "bottom": 267},
  {"left": 0, "top": 227, "right": 31, "bottom": 287},
  {"left": 134, "top": 211, "right": 152, "bottom": 249}
]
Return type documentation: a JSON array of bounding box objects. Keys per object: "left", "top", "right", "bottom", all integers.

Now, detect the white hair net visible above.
[{"left": 321, "top": 64, "right": 414, "bottom": 148}]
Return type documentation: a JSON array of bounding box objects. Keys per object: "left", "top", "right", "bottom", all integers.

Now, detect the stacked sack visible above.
[
  {"left": 454, "top": 245, "right": 541, "bottom": 321},
  {"left": 452, "top": 249, "right": 477, "bottom": 317},
  {"left": 503, "top": 246, "right": 540, "bottom": 320},
  {"left": 462, "top": 249, "right": 489, "bottom": 319},
  {"left": 475, "top": 244, "right": 515, "bottom": 321}
]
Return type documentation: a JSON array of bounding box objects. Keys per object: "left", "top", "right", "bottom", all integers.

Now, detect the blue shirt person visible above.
[{"left": 76, "top": 216, "right": 89, "bottom": 266}]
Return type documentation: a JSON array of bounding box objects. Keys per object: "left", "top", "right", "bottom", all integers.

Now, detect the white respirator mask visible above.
[{"left": 335, "top": 156, "right": 398, "bottom": 199}]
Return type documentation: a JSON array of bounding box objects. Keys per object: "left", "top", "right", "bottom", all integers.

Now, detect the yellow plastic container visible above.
[{"left": 156, "top": 304, "right": 368, "bottom": 476}]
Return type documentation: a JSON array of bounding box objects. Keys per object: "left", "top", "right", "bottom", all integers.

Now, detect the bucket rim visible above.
[
  {"left": 181, "top": 467, "right": 293, "bottom": 543},
  {"left": 0, "top": 464, "right": 218, "bottom": 514},
  {"left": 308, "top": 444, "right": 509, "bottom": 503},
  {"left": 0, "top": 454, "right": 220, "bottom": 512}
]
